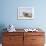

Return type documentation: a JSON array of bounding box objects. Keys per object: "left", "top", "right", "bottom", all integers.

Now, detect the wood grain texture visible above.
[
  {"left": 24, "top": 32, "right": 45, "bottom": 46},
  {"left": 2, "top": 32, "right": 45, "bottom": 46},
  {"left": 2, "top": 32, "right": 23, "bottom": 46}
]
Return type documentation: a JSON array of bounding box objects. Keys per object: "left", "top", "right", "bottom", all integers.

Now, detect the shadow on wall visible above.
[{"left": 0, "top": 24, "right": 7, "bottom": 43}]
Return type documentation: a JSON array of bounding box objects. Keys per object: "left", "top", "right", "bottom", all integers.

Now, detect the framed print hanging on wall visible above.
[{"left": 17, "top": 7, "right": 34, "bottom": 20}]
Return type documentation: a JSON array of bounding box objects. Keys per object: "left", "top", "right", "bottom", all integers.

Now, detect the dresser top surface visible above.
[{"left": 6, "top": 29, "right": 45, "bottom": 32}]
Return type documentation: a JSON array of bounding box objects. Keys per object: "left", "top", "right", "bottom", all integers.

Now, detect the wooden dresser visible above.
[{"left": 2, "top": 32, "right": 45, "bottom": 46}]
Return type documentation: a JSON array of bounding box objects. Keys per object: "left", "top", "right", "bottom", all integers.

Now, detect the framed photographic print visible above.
[{"left": 17, "top": 7, "right": 34, "bottom": 19}]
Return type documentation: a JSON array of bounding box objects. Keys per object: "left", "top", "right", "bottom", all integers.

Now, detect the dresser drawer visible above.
[
  {"left": 3, "top": 35, "right": 23, "bottom": 44},
  {"left": 24, "top": 32, "right": 44, "bottom": 36},
  {"left": 32, "top": 36, "right": 45, "bottom": 44},
  {"left": 3, "top": 32, "right": 23, "bottom": 36},
  {"left": 3, "top": 43, "right": 23, "bottom": 46},
  {"left": 32, "top": 44, "right": 44, "bottom": 46},
  {"left": 3, "top": 36, "right": 23, "bottom": 46}
]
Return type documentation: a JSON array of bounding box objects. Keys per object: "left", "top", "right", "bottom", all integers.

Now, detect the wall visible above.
[{"left": 0, "top": 0, "right": 46, "bottom": 30}]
